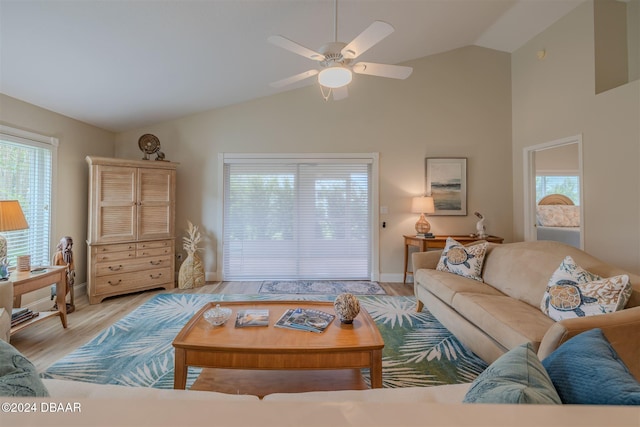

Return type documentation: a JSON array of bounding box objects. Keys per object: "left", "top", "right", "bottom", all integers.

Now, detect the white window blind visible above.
[
  {"left": 536, "top": 175, "right": 580, "bottom": 205},
  {"left": 0, "top": 126, "right": 56, "bottom": 268},
  {"left": 223, "top": 155, "right": 373, "bottom": 280}
]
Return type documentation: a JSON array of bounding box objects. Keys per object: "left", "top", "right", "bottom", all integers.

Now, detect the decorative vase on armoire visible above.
[{"left": 178, "top": 221, "right": 205, "bottom": 289}]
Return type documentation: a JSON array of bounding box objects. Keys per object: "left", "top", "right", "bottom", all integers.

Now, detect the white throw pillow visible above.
[
  {"left": 436, "top": 237, "right": 487, "bottom": 282},
  {"left": 541, "top": 256, "right": 632, "bottom": 321}
]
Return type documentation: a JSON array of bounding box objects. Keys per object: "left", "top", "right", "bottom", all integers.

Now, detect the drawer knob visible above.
[
  {"left": 108, "top": 265, "right": 123, "bottom": 271},
  {"left": 108, "top": 279, "right": 122, "bottom": 286},
  {"left": 150, "top": 260, "right": 162, "bottom": 266},
  {"left": 150, "top": 273, "right": 162, "bottom": 279}
]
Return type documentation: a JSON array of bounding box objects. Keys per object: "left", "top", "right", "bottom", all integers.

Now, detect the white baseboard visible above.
[{"left": 379, "top": 273, "right": 409, "bottom": 283}]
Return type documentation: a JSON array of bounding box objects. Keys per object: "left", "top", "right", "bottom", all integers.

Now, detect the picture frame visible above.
[{"left": 425, "top": 157, "right": 467, "bottom": 216}]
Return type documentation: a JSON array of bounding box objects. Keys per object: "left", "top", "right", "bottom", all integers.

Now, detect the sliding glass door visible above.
[{"left": 222, "top": 154, "right": 375, "bottom": 280}]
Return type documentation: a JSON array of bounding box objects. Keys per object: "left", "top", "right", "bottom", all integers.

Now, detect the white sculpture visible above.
[{"left": 474, "top": 212, "right": 487, "bottom": 239}]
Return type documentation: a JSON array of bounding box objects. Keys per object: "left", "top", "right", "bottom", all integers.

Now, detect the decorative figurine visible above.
[
  {"left": 474, "top": 212, "right": 487, "bottom": 239},
  {"left": 51, "top": 236, "right": 76, "bottom": 313},
  {"left": 334, "top": 293, "right": 360, "bottom": 324},
  {"left": 178, "top": 221, "right": 205, "bottom": 289}
]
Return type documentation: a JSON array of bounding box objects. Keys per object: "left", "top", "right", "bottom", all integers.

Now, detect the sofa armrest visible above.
[
  {"left": 412, "top": 250, "right": 443, "bottom": 271},
  {"left": 0, "top": 308, "right": 9, "bottom": 343},
  {"left": 0, "top": 280, "right": 12, "bottom": 343},
  {"left": 537, "top": 306, "right": 640, "bottom": 381}
]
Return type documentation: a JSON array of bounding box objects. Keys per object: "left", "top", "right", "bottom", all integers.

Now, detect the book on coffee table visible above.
[
  {"left": 275, "top": 308, "right": 335, "bottom": 333},
  {"left": 235, "top": 309, "right": 269, "bottom": 327}
]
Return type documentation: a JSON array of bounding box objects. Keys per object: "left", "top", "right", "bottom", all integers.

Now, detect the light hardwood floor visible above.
[{"left": 11, "top": 281, "right": 412, "bottom": 372}]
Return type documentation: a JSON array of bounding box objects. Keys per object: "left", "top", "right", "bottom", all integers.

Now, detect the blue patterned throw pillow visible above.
[
  {"left": 436, "top": 237, "right": 487, "bottom": 282},
  {"left": 463, "top": 342, "right": 561, "bottom": 404},
  {"left": 0, "top": 339, "right": 49, "bottom": 397},
  {"left": 540, "top": 256, "right": 631, "bottom": 321},
  {"left": 541, "top": 328, "right": 640, "bottom": 405}
]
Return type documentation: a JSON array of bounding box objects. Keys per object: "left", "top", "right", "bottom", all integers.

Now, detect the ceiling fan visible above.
[{"left": 268, "top": 0, "right": 413, "bottom": 101}]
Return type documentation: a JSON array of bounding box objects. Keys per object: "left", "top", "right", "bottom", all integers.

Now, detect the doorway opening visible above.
[{"left": 523, "top": 135, "right": 583, "bottom": 249}]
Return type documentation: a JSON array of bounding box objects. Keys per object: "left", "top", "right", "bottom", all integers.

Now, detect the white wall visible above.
[
  {"left": 116, "top": 45, "right": 514, "bottom": 281},
  {"left": 512, "top": 1, "right": 640, "bottom": 273},
  {"left": 0, "top": 94, "right": 115, "bottom": 304}
]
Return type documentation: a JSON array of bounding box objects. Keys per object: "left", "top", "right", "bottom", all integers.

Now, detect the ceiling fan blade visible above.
[
  {"left": 341, "top": 21, "right": 394, "bottom": 59},
  {"left": 352, "top": 62, "right": 413, "bottom": 79},
  {"left": 270, "top": 69, "right": 319, "bottom": 88},
  {"left": 268, "top": 35, "right": 325, "bottom": 61},
  {"left": 332, "top": 86, "right": 348, "bottom": 101}
]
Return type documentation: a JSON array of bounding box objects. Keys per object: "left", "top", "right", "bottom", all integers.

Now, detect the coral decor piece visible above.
[
  {"left": 178, "top": 221, "right": 204, "bottom": 289},
  {"left": 333, "top": 293, "right": 360, "bottom": 324}
]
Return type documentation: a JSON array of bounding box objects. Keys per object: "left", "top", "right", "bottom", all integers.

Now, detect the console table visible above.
[
  {"left": 10, "top": 266, "right": 68, "bottom": 335},
  {"left": 403, "top": 234, "right": 504, "bottom": 283}
]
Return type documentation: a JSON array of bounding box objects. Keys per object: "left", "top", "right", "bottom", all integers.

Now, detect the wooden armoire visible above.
[{"left": 86, "top": 156, "right": 177, "bottom": 304}]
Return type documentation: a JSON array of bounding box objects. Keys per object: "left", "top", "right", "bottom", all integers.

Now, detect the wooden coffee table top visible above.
[{"left": 172, "top": 300, "right": 384, "bottom": 353}]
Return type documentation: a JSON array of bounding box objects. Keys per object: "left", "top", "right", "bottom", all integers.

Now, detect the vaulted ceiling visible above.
[{"left": 0, "top": 0, "right": 583, "bottom": 132}]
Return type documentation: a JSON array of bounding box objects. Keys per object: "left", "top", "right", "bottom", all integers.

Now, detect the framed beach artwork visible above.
[{"left": 425, "top": 157, "right": 467, "bottom": 216}]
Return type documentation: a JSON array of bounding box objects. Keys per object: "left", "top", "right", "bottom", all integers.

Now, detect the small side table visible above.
[
  {"left": 9, "top": 266, "right": 68, "bottom": 335},
  {"left": 403, "top": 235, "right": 504, "bottom": 283}
]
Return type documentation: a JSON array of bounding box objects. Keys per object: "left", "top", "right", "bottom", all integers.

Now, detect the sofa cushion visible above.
[
  {"left": 436, "top": 237, "right": 487, "bottom": 282},
  {"left": 0, "top": 339, "right": 49, "bottom": 397},
  {"left": 414, "top": 269, "right": 504, "bottom": 306},
  {"left": 541, "top": 256, "right": 631, "bottom": 321},
  {"left": 451, "top": 293, "right": 554, "bottom": 351},
  {"left": 463, "top": 342, "right": 561, "bottom": 404},
  {"left": 542, "top": 328, "right": 640, "bottom": 405}
]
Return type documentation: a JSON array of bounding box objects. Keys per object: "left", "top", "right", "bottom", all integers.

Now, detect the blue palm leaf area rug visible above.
[{"left": 42, "top": 294, "right": 487, "bottom": 390}]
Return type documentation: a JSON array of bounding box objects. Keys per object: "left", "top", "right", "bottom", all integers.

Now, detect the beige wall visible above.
[
  {"left": 0, "top": 94, "right": 115, "bottom": 304},
  {"left": 535, "top": 143, "right": 580, "bottom": 172},
  {"left": 115, "top": 45, "right": 513, "bottom": 281},
  {"left": 512, "top": 1, "right": 640, "bottom": 273}
]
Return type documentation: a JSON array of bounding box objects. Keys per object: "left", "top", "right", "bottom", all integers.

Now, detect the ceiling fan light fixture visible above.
[{"left": 318, "top": 66, "right": 352, "bottom": 89}]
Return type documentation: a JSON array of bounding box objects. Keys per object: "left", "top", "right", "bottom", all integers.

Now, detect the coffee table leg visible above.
[
  {"left": 370, "top": 349, "right": 383, "bottom": 388},
  {"left": 174, "top": 348, "right": 187, "bottom": 389}
]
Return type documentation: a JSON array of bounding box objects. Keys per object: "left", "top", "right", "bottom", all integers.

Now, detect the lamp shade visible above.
[
  {"left": 411, "top": 196, "right": 435, "bottom": 214},
  {"left": 318, "top": 66, "right": 352, "bottom": 88},
  {"left": 0, "top": 200, "right": 29, "bottom": 232}
]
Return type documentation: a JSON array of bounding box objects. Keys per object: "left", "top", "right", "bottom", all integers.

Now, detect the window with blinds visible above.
[
  {"left": 222, "top": 154, "right": 375, "bottom": 280},
  {"left": 0, "top": 126, "right": 56, "bottom": 268},
  {"left": 536, "top": 175, "right": 580, "bottom": 205}
]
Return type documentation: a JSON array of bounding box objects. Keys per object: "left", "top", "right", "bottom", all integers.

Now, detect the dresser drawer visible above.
[
  {"left": 94, "top": 267, "right": 173, "bottom": 295},
  {"left": 95, "top": 243, "right": 136, "bottom": 253},
  {"left": 95, "top": 255, "right": 173, "bottom": 276},
  {"left": 94, "top": 249, "right": 136, "bottom": 262},
  {"left": 136, "top": 246, "right": 173, "bottom": 258},
  {"left": 137, "top": 240, "right": 173, "bottom": 250}
]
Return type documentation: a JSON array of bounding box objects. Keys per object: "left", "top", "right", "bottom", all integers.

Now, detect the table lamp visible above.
[
  {"left": 0, "top": 200, "right": 29, "bottom": 261},
  {"left": 411, "top": 196, "right": 435, "bottom": 238}
]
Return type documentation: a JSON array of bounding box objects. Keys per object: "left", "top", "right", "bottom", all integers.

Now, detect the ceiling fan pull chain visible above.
[{"left": 320, "top": 85, "right": 332, "bottom": 101}]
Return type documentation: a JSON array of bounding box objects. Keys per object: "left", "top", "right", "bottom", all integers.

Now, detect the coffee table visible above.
[{"left": 172, "top": 300, "right": 384, "bottom": 396}]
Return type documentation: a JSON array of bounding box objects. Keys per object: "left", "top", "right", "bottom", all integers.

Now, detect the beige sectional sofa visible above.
[
  {"left": 412, "top": 240, "right": 640, "bottom": 377},
  {"left": 2, "top": 248, "right": 640, "bottom": 426}
]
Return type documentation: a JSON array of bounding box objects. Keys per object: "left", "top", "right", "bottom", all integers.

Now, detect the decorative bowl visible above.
[{"left": 203, "top": 304, "right": 232, "bottom": 326}]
